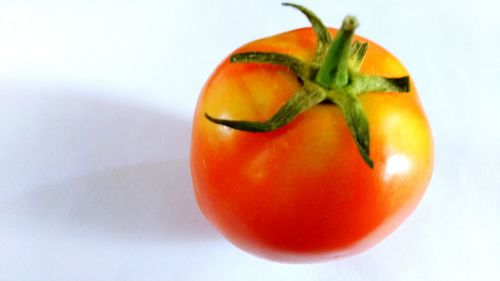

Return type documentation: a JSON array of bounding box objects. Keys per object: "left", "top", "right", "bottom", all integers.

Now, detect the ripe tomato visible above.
[{"left": 190, "top": 4, "right": 433, "bottom": 262}]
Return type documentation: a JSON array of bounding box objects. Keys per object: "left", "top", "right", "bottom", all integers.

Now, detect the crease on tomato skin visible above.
[
  {"left": 205, "top": 63, "right": 300, "bottom": 127},
  {"left": 238, "top": 66, "right": 299, "bottom": 121}
]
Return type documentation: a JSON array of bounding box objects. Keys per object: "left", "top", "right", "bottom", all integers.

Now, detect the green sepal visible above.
[
  {"left": 205, "top": 81, "right": 326, "bottom": 132},
  {"left": 350, "top": 75, "right": 410, "bottom": 95},
  {"left": 328, "top": 91, "right": 373, "bottom": 167},
  {"left": 282, "top": 2, "right": 331, "bottom": 62},
  {"left": 230, "top": 52, "right": 307, "bottom": 78}
]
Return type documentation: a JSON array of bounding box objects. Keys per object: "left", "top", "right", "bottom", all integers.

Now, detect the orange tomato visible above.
[{"left": 191, "top": 7, "right": 433, "bottom": 262}]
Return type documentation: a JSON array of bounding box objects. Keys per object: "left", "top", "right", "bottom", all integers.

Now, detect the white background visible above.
[{"left": 1, "top": 0, "right": 499, "bottom": 280}]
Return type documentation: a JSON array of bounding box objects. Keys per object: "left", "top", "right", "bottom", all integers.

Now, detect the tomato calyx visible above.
[{"left": 205, "top": 3, "right": 410, "bottom": 168}]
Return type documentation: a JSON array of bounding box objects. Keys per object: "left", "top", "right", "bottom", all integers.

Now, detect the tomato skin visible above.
[{"left": 191, "top": 28, "right": 433, "bottom": 262}]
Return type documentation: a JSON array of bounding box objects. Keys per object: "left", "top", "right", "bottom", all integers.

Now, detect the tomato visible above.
[{"left": 190, "top": 4, "right": 433, "bottom": 262}]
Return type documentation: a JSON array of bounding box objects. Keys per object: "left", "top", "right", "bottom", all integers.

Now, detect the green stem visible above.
[{"left": 315, "top": 16, "right": 359, "bottom": 89}]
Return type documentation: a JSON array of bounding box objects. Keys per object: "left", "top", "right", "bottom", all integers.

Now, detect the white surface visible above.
[{"left": 1, "top": 0, "right": 499, "bottom": 280}]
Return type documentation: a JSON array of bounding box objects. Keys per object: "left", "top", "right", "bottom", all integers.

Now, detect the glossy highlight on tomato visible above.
[{"left": 190, "top": 4, "right": 433, "bottom": 262}]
